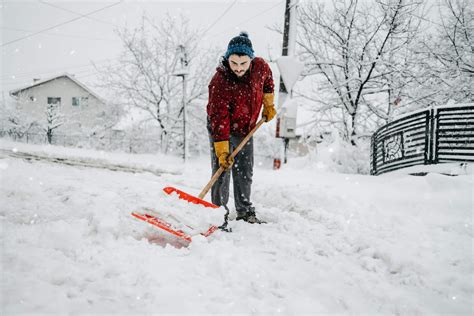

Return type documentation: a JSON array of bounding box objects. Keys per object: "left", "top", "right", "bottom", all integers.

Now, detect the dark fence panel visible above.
[
  {"left": 435, "top": 106, "right": 474, "bottom": 164},
  {"left": 371, "top": 104, "right": 474, "bottom": 175}
]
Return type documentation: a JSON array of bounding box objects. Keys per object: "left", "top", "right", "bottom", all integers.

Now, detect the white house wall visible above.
[{"left": 14, "top": 76, "right": 106, "bottom": 131}]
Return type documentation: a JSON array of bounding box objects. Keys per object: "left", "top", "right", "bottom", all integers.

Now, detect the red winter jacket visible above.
[{"left": 207, "top": 57, "right": 274, "bottom": 141}]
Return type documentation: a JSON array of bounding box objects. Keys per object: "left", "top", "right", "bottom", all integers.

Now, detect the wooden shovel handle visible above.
[{"left": 198, "top": 119, "right": 266, "bottom": 199}]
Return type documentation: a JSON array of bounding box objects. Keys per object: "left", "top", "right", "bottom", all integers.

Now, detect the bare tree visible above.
[
  {"left": 97, "top": 13, "right": 219, "bottom": 153},
  {"left": 417, "top": 0, "right": 473, "bottom": 104},
  {"left": 44, "top": 101, "right": 64, "bottom": 144},
  {"left": 298, "top": 0, "right": 424, "bottom": 145}
]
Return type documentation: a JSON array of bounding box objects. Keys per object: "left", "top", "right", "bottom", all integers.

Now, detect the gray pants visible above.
[{"left": 209, "top": 134, "right": 255, "bottom": 216}]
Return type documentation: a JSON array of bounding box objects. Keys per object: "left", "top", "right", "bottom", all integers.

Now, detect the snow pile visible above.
[
  {"left": 313, "top": 136, "right": 370, "bottom": 174},
  {"left": 391, "top": 161, "right": 473, "bottom": 176},
  {"left": 0, "top": 139, "right": 181, "bottom": 175},
  {"left": 287, "top": 133, "right": 370, "bottom": 174},
  {"left": 0, "top": 141, "right": 472, "bottom": 314}
]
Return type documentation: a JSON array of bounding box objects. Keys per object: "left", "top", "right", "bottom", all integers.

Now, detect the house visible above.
[{"left": 9, "top": 73, "right": 107, "bottom": 131}]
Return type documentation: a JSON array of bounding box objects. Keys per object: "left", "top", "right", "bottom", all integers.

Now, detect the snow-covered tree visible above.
[
  {"left": 97, "top": 13, "right": 219, "bottom": 154},
  {"left": 297, "top": 0, "right": 425, "bottom": 145},
  {"left": 0, "top": 96, "right": 42, "bottom": 142},
  {"left": 416, "top": 0, "right": 473, "bottom": 105},
  {"left": 44, "top": 101, "right": 64, "bottom": 144}
]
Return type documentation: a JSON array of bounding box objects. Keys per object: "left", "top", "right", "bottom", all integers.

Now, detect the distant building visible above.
[{"left": 9, "top": 73, "right": 107, "bottom": 130}]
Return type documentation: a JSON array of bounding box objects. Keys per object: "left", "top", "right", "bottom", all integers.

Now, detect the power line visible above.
[
  {"left": 2, "top": 1, "right": 286, "bottom": 90},
  {"left": 2, "top": 60, "right": 123, "bottom": 88},
  {"left": 207, "top": 0, "right": 285, "bottom": 38},
  {"left": 0, "top": 1, "right": 123, "bottom": 47},
  {"left": 1, "top": 57, "right": 118, "bottom": 81},
  {"left": 201, "top": 0, "right": 238, "bottom": 37},
  {"left": 39, "top": 0, "right": 119, "bottom": 27},
  {"left": 1, "top": 26, "right": 119, "bottom": 42},
  {"left": 76, "top": 65, "right": 122, "bottom": 80}
]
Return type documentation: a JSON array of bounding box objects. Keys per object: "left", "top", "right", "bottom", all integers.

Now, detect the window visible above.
[
  {"left": 47, "top": 97, "right": 61, "bottom": 105},
  {"left": 72, "top": 96, "right": 89, "bottom": 106}
]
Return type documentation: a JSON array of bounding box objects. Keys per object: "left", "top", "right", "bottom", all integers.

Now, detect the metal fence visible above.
[{"left": 370, "top": 104, "right": 474, "bottom": 175}]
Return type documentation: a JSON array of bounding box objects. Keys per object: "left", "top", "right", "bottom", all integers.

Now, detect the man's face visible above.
[{"left": 228, "top": 54, "right": 251, "bottom": 77}]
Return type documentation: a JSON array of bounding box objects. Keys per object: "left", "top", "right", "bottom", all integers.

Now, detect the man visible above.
[{"left": 206, "top": 32, "right": 276, "bottom": 224}]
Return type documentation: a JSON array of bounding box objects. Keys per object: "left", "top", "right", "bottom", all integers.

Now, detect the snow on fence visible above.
[{"left": 370, "top": 104, "right": 474, "bottom": 175}]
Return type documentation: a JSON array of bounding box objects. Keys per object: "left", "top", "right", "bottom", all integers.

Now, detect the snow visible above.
[
  {"left": 276, "top": 56, "right": 304, "bottom": 92},
  {"left": 1, "top": 140, "right": 473, "bottom": 315}
]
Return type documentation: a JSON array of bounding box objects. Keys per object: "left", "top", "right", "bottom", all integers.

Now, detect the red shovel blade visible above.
[
  {"left": 131, "top": 211, "right": 219, "bottom": 243},
  {"left": 131, "top": 212, "right": 193, "bottom": 242},
  {"left": 163, "top": 186, "right": 219, "bottom": 209}
]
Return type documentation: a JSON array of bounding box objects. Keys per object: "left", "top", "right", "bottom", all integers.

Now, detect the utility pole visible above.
[
  {"left": 279, "top": 0, "right": 291, "bottom": 102},
  {"left": 182, "top": 73, "right": 187, "bottom": 161},
  {"left": 174, "top": 45, "right": 189, "bottom": 162},
  {"left": 277, "top": 0, "right": 298, "bottom": 164}
]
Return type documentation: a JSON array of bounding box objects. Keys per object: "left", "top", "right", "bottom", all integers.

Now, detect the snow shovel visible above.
[{"left": 132, "top": 118, "right": 266, "bottom": 242}]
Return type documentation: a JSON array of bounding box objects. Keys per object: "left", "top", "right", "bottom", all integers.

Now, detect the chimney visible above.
[{"left": 33, "top": 78, "right": 41, "bottom": 83}]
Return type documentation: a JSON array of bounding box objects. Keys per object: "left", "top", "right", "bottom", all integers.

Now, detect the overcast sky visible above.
[{"left": 1, "top": 0, "right": 287, "bottom": 98}]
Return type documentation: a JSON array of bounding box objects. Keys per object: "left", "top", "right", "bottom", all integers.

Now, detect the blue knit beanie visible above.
[{"left": 224, "top": 31, "right": 254, "bottom": 59}]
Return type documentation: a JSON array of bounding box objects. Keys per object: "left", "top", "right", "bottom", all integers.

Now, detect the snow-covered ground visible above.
[{"left": 1, "top": 140, "right": 472, "bottom": 315}]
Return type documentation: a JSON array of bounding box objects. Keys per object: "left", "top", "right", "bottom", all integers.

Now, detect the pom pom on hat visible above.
[
  {"left": 224, "top": 31, "right": 254, "bottom": 59},
  {"left": 239, "top": 31, "right": 249, "bottom": 38}
]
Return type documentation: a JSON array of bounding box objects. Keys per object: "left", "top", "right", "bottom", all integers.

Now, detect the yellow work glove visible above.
[
  {"left": 214, "top": 141, "right": 234, "bottom": 170},
  {"left": 262, "top": 93, "right": 277, "bottom": 122}
]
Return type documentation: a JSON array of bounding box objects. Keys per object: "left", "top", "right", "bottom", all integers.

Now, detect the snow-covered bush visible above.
[
  {"left": 314, "top": 136, "right": 370, "bottom": 174},
  {"left": 287, "top": 131, "right": 370, "bottom": 175}
]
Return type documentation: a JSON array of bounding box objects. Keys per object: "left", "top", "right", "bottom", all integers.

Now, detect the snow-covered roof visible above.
[{"left": 9, "top": 73, "right": 104, "bottom": 103}]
